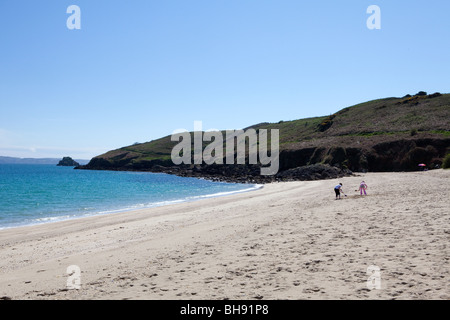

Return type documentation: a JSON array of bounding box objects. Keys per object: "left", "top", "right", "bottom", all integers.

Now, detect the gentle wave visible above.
[
  {"left": 0, "top": 183, "right": 263, "bottom": 230},
  {"left": 185, "top": 184, "right": 263, "bottom": 200}
]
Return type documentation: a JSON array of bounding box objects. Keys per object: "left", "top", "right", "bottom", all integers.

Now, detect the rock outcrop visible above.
[{"left": 57, "top": 157, "right": 80, "bottom": 167}]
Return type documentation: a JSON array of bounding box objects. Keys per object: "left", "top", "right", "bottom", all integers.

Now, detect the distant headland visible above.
[{"left": 0, "top": 156, "right": 89, "bottom": 165}]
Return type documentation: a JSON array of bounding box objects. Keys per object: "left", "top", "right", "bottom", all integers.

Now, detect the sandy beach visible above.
[{"left": 0, "top": 170, "right": 448, "bottom": 300}]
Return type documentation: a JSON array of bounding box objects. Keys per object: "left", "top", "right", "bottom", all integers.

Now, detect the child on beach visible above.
[
  {"left": 359, "top": 181, "right": 368, "bottom": 195},
  {"left": 334, "top": 183, "right": 344, "bottom": 199}
]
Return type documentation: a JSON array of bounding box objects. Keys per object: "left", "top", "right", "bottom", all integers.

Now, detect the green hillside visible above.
[{"left": 79, "top": 92, "right": 450, "bottom": 179}]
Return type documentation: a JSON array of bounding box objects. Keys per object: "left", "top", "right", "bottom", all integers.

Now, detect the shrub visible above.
[
  {"left": 443, "top": 154, "right": 450, "bottom": 169},
  {"left": 428, "top": 92, "right": 442, "bottom": 99},
  {"left": 402, "top": 96, "right": 420, "bottom": 104},
  {"left": 317, "top": 114, "right": 336, "bottom": 132}
]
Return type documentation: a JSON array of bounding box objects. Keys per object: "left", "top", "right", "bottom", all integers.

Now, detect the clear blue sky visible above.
[{"left": 1, "top": 0, "right": 449, "bottom": 159}]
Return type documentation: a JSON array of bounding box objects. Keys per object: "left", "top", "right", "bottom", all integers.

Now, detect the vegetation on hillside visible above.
[
  {"left": 80, "top": 92, "right": 450, "bottom": 175},
  {"left": 443, "top": 153, "right": 450, "bottom": 169}
]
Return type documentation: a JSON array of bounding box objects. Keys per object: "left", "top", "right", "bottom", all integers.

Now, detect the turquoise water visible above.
[{"left": 0, "top": 164, "right": 259, "bottom": 229}]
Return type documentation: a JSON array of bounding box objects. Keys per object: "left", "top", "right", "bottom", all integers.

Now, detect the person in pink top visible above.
[{"left": 359, "top": 181, "right": 368, "bottom": 195}]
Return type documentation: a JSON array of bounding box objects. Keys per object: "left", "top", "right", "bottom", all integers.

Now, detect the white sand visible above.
[{"left": 0, "top": 170, "right": 448, "bottom": 300}]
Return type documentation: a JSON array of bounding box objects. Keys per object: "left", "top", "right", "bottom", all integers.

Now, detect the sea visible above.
[{"left": 0, "top": 164, "right": 260, "bottom": 230}]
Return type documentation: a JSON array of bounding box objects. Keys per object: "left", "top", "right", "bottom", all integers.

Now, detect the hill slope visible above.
[{"left": 78, "top": 92, "right": 450, "bottom": 182}]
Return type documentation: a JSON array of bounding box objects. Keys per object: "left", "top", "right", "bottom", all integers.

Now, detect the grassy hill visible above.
[{"left": 79, "top": 92, "right": 450, "bottom": 181}]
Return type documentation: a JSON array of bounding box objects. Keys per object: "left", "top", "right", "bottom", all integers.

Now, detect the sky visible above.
[{"left": 1, "top": 0, "right": 450, "bottom": 160}]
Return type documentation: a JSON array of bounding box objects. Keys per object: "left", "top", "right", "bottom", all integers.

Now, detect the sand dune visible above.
[{"left": 0, "top": 170, "right": 448, "bottom": 300}]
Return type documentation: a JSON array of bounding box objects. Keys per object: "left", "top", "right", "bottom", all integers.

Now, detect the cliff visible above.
[{"left": 77, "top": 92, "right": 450, "bottom": 182}]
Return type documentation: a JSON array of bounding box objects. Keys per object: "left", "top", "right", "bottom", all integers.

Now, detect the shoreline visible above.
[
  {"left": 0, "top": 170, "right": 448, "bottom": 300},
  {"left": 0, "top": 181, "right": 263, "bottom": 232},
  {"left": 75, "top": 162, "right": 353, "bottom": 184}
]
